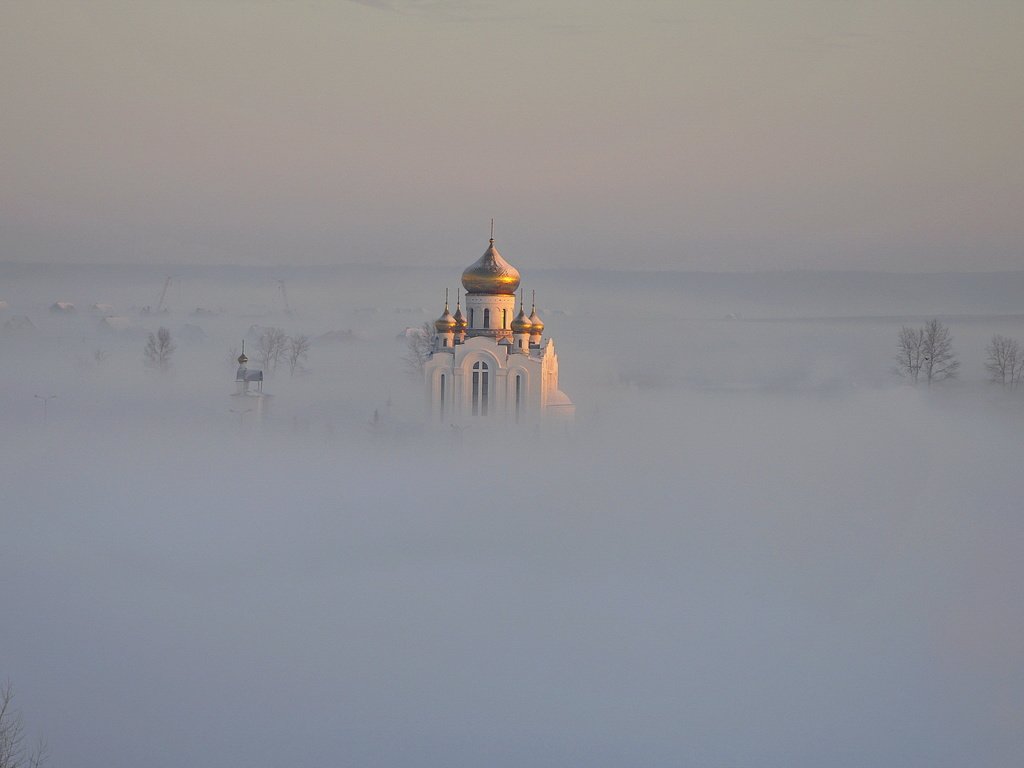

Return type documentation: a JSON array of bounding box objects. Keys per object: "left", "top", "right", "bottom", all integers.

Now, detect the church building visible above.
[
  {"left": 424, "top": 235, "right": 574, "bottom": 425},
  {"left": 231, "top": 342, "right": 270, "bottom": 424}
]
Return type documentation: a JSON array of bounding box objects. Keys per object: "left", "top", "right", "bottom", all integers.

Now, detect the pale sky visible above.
[{"left": 2, "top": 0, "right": 1022, "bottom": 271}]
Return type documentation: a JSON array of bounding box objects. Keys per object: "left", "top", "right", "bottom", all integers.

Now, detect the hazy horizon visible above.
[{"left": 5, "top": 259, "right": 1024, "bottom": 276}]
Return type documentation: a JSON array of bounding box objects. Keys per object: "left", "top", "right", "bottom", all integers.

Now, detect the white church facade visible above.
[{"left": 424, "top": 236, "right": 574, "bottom": 426}]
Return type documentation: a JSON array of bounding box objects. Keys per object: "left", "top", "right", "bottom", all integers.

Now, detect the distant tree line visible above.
[
  {"left": 895, "top": 319, "right": 1024, "bottom": 389},
  {"left": 896, "top": 319, "right": 959, "bottom": 385},
  {"left": 143, "top": 325, "right": 312, "bottom": 378},
  {"left": 253, "top": 327, "right": 310, "bottom": 377}
]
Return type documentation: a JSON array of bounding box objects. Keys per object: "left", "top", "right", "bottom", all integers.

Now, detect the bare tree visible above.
[
  {"left": 403, "top": 322, "right": 434, "bottom": 378},
  {"left": 896, "top": 326, "right": 925, "bottom": 384},
  {"left": 143, "top": 326, "right": 175, "bottom": 372},
  {"left": 286, "top": 334, "right": 311, "bottom": 376},
  {"left": 985, "top": 334, "right": 1022, "bottom": 388},
  {"left": 921, "top": 318, "right": 959, "bottom": 386},
  {"left": 0, "top": 681, "right": 47, "bottom": 768},
  {"left": 255, "top": 327, "right": 288, "bottom": 373}
]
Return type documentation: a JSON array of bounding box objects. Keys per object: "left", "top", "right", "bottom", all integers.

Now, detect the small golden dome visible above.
[
  {"left": 237, "top": 353, "right": 248, "bottom": 365},
  {"left": 453, "top": 303, "right": 467, "bottom": 330},
  {"left": 529, "top": 305, "right": 544, "bottom": 334},
  {"left": 461, "top": 239, "right": 521, "bottom": 295},
  {"left": 511, "top": 306, "right": 532, "bottom": 333},
  {"left": 434, "top": 306, "right": 456, "bottom": 333}
]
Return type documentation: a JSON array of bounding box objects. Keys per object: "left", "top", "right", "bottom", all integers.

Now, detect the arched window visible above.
[
  {"left": 472, "top": 361, "right": 489, "bottom": 416},
  {"left": 468, "top": 308, "right": 474, "bottom": 327},
  {"left": 483, "top": 308, "right": 490, "bottom": 329},
  {"left": 439, "top": 374, "right": 446, "bottom": 420},
  {"left": 502, "top": 309, "right": 507, "bottom": 328}
]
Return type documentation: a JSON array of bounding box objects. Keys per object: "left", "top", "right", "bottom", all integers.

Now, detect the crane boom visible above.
[{"left": 156, "top": 276, "right": 172, "bottom": 313}]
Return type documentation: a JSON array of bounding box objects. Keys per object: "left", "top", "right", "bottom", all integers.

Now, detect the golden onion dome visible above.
[
  {"left": 461, "top": 239, "right": 521, "bottom": 295},
  {"left": 452, "top": 303, "right": 467, "bottom": 330},
  {"left": 511, "top": 306, "right": 532, "bottom": 334},
  {"left": 529, "top": 304, "right": 544, "bottom": 334},
  {"left": 237, "top": 353, "right": 248, "bottom": 365},
  {"left": 434, "top": 305, "right": 456, "bottom": 333}
]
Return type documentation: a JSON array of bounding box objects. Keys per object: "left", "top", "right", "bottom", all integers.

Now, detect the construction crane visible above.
[{"left": 156, "top": 276, "right": 173, "bottom": 314}]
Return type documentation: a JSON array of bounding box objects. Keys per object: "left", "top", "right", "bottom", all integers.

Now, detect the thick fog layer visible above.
[{"left": 2, "top": 265, "right": 1023, "bottom": 767}]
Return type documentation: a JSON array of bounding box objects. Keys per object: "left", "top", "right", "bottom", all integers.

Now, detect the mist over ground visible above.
[{"left": 2, "top": 264, "right": 1023, "bottom": 767}]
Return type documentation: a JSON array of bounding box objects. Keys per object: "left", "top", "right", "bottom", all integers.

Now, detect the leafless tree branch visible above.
[
  {"left": 143, "top": 327, "right": 175, "bottom": 372},
  {"left": 985, "top": 334, "right": 1021, "bottom": 388},
  {"left": 921, "top": 319, "right": 959, "bottom": 385},
  {"left": 256, "top": 327, "right": 288, "bottom": 373},
  {"left": 286, "top": 334, "right": 311, "bottom": 376},
  {"left": 896, "top": 325, "right": 925, "bottom": 384},
  {"left": 0, "top": 681, "right": 46, "bottom": 768},
  {"left": 403, "top": 322, "right": 434, "bottom": 378}
]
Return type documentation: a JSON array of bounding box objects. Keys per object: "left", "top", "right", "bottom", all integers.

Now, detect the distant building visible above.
[
  {"left": 231, "top": 343, "right": 269, "bottom": 424},
  {"left": 423, "top": 234, "right": 574, "bottom": 426}
]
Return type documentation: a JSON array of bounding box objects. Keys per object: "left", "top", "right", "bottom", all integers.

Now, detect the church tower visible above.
[{"left": 423, "top": 231, "right": 574, "bottom": 426}]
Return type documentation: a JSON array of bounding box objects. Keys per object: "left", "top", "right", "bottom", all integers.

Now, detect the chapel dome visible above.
[{"left": 461, "top": 239, "right": 521, "bottom": 295}]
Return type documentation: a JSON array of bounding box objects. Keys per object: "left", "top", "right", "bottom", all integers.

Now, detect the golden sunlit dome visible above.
[
  {"left": 461, "top": 239, "right": 521, "bottom": 295},
  {"left": 511, "top": 306, "right": 532, "bottom": 333},
  {"left": 434, "top": 305, "right": 456, "bottom": 333},
  {"left": 452, "top": 304, "right": 467, "bottom": 330},
  {"left": 529, "top": 304, "right": 544, "bottom": 334}
]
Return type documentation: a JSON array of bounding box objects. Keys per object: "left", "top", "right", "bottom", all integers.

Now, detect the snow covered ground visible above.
[{"left": 2, "top": 263, "right": 1023, "bottom": 768}]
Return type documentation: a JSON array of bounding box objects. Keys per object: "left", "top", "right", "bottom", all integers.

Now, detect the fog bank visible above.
[{"left": 2, "top": 265, "right": 1023, "bottom": 767}]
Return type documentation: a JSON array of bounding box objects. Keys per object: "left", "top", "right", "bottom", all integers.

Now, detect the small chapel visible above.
[
  {"left": 424, "top": 234, "right": 574, "bottom": 426},
  {"left": 231, "top": 342, "right": 270, "bottom": 424}
]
